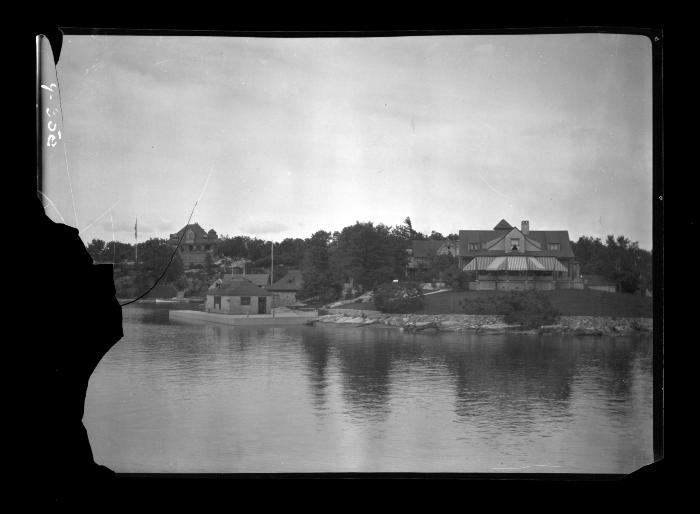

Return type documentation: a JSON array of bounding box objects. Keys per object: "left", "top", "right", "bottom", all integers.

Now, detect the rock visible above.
[{"left": 540, "top": 324, "right": 566, "bottom": 333}]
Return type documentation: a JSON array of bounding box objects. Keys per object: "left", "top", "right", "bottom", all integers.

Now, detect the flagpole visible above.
[{"left": 135, "top": 218, "right": 138, "bottom": 263}]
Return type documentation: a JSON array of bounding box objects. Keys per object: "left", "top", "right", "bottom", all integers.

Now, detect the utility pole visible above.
[{"left": 271, "top": 241, "right": 274, "bottom": 284}]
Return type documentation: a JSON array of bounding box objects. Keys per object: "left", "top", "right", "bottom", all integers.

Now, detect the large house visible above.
[
  {"left": 205, "top": 275, "right": 273, "bottom": 314},
  {"left": 458, "top": 219, "right": 582, "bottom": 291},
  {"left": 169, "top": 223, "right": 220, "bottom": 268}
]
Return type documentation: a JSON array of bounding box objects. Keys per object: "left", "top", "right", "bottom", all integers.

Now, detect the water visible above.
[{"left": 85, "top": 304, "right": 654, "bottom": 473}]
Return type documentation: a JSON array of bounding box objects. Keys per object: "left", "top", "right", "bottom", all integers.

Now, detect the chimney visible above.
[{"left": 521, "top": 220, "right": 529, "bottom": 235}]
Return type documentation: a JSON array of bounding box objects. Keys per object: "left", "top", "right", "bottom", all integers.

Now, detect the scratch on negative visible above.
[
  {"left": 491, "top": 465, "right": 563, "bottom": 471},
  {"left": 38, "top": 191, "right": 66, "bottom": 223},
  {"left": 83, "top": 62, "right": 103, "bottom": 76},
  {"left": 478, "top": 169, "right": 512, "bottom": 201},
  {"left": 80, "top": 200, "right": 121, "bottom": 234}
]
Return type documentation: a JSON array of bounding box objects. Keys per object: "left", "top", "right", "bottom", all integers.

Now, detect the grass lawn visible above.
[{"left": 417, "top": 289, "right": 652, "bottom": 318}]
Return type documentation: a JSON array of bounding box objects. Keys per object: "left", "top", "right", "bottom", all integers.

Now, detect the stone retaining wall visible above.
[{"left": 316, "top": 310, "right": 652, "bottom": 335}]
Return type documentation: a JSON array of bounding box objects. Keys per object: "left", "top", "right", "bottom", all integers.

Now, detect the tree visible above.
[
  {"left": 333, "top": 222, "right": 407, "bottom": 291},
  {"left": 572, "top": 234, "right": 652, "bottom": 294},
  {"left": 132, "top": 238, "right": 184, "bottom": 295},
  {"left": 299, "top": 230, "right": 340, "bottom": 303},
  {"left": 86, "top": 239, "right": 106, "bottom": 262}
]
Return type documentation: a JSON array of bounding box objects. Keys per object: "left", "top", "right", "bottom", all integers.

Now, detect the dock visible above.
[{"left": 169, "top": 309, "right": 319, "bottom": 326}]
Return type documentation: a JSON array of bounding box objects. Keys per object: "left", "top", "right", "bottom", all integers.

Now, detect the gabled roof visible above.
[
  {"left": 170, "top": 223, "right": 219, "bottom": 244},
  {"left": 459, "top": 227, "right": 574, "bottom": 258},
  {"left": 493, "top": 219, "right": 513, "bottom": 230},
  {"left": 208, "top": 278, "right": 272, "bottom": 297},
  {"left": 268, "top": 270, "right": 303, "bottom": 291}
]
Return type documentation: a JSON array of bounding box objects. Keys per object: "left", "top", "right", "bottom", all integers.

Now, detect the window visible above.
[
  {"left": 548, "top": 242, "right": 560, "bottom": 251},
  {"left": 240, "top": 296, "right": 251, "bottom": 305},
  {"left": 186, "top": 229, "right": 195, "bottom": 242},
  {"left": 468, "top": 242, "right": 480, "bottom": 251},
  {"left": 510, "top": 238, "right": 520, "bottom": 251},
  {"left": 214, "top": 296, "right": 221, "bottom": 308}
]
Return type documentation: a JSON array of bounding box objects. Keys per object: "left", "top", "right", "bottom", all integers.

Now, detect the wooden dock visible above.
[{"left": 169, "top": 309, "right": 319, "bottom": 326}]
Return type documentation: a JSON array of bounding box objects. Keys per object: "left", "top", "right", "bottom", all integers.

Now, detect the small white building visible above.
[{"left": 206, "top": 276, "right": 273, "bottom": 314}]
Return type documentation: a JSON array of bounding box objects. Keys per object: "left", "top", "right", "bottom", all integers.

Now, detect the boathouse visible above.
[
  {"left": 458, "top": 219, "right": 582, "bottom": 291},
  {"left": 206, "top": 276, "right": 273, "bottom": 314},
  {"left": 169, "top": 223, "right": 220, "bottom": 269},
  {"left": 267, "top": 270, "right": 304, "bottom": 307}
]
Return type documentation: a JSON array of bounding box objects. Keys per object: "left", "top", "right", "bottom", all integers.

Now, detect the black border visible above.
[{"left": 29, "top": 22, "right": 664, "bottom": 499}]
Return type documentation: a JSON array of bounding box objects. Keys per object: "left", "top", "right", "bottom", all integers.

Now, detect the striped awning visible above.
[
  {"left": 536, "top": 257, "right": 568, "bottom": 272},
  {"left": 463, "top": 255, "right": 567, "bottom": 272}
]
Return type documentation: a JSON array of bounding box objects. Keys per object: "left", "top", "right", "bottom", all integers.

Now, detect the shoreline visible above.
[{"left": 314, "top": 309, "right": 653, "bottom": 336}]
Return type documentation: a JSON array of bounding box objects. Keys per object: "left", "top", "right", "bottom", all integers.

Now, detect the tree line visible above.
[
  {"left": 84, "top": 218, "right": 653, "bottom": 300},
  {"left": 570, "top": 235, "right": 652, "bottom": 294}
]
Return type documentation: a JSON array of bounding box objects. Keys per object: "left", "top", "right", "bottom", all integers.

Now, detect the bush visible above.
[
  {"left": 374, "top": 282, "right": 424, "bottom": 313},
  {"left": 460, "top": 291, "right": 559, "bottom": 328},
  {"left": 442, "top": 269, "right": 471, "bottom": 291},
  {"left": 501, "top": 291, "right": 559, "bottom": 329}
]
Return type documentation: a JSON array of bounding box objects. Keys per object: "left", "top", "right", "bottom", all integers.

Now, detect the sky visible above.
[{"left": 42, "top": 33, "right": 654, "bottom": 249}]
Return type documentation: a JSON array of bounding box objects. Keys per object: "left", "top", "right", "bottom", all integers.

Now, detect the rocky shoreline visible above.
[{"left": 315, "top": 308, "right": 652, "bottom": 336}]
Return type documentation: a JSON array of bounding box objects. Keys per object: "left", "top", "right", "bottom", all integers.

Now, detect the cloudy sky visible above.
[{"left": 43, "top": 33, "right": 653, "bottom": 249}]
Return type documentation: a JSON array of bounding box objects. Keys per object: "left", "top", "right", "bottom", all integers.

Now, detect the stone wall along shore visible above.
[{"left": 316, "top": 308, "right": 653, "bottom": 335}]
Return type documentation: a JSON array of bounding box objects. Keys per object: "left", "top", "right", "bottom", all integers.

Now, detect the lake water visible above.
[{"left": 85, "top": 304, "right": 654, "bottom": 473}]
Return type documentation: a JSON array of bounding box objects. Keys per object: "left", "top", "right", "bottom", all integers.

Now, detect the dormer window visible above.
[
  {"left": 468, "top": 243, "right": 480, "bottom": 251},
  {"left": 548, "top": 242, "right": 560, "bottom": 251},
  {"left": 510, "top": 238, "right": 520, "bottom": 251}
]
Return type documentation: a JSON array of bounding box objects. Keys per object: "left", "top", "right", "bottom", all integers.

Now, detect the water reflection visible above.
[
  {"left": 86, "top": 305, "right": 654, "bottom": 473},
  {"left": 299, "top": 331, "right": 331, "bottom": 410}
]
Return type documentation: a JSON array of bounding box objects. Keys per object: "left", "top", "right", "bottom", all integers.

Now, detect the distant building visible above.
[
  {"left": 205, "top": 275, "right": 272, "bottom": 314},
  {"left": 267, "top": 270, "right": 304, "bottom": 307},
  {"left": 582, "top": 274, "right": 617, "bottom": 293},
  {"left": 406, "top": 240, "right": 459, "bottom": 273},
  {"left": 458, "top": 219, "right": 583, "bottom": 291},
  {"left": 169, "top": 223, "right": 220, "bottom": 268}
]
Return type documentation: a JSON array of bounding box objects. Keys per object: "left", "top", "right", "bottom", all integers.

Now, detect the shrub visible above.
[
  {"left": 460, "top": 291, "right": 559, "bottom": 328},
  {"left": 501, "top": 291, "right": 559, "bottom": 329},
  {"left": 443, "top": 269, "right": 472, "bottom": 291},
  {"left": 374, "top": 282, "right": 424, "bottom": 313}
]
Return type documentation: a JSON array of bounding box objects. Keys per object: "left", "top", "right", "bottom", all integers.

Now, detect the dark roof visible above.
[
  {"left": 208, "top": 279, "right": 272, "bottom": 297},
  {"left": 493, "top": 219, "right": 513, "bottom": 230},
  {"left": 459, "top": 228, "right": 574, "bottom": 258},
  {"left": 268, "top": 270, "right": 303, "bottom": 291},
  {"left": 241, "top": 273, "right": 269, "bottom": 287},
  {"left": 170, "top": 223, "right": 219, "bottom": 244}
]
